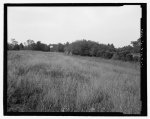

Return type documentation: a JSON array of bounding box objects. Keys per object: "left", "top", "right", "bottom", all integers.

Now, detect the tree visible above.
[
  {"left": 7, "top": 43, "right": 13, "bottom": 50},
  {"left": 131, "top": 38, "right": 141, "bottom": 53},
  {"left": 27, "top": 39, "right": 34, "bottom": 46},
  {"left": 58, "top": 43, "right": 64, "bottom": 52},
  {"left": 114, "top": 45, "right": 134, "bottom": 61},
  {"left": 19, "top": 43, "right": 24, "bottom": 50},
  {"left": 11, "top": 38, "right": 18, "bottom": 46},
  {"left": 65, "top": 39, "right": 115, "bottom": 58},
  {"left": 11, "top": 38, "right": 19, "bottom": 50},
  {"left": 13, "top": 44, "right": 19, "bottom": 50},
  {"left": 36, "top": 41, "right": 42, "bottom": 50},
  {"left": 34, "top": 41, "right": 50, "bottom": 51},
  {"left": 26, "top": 39, "right": 35, "bottom": 50},
  {"left": 89, "top": 43, "right": 99, "bottom": 56}
]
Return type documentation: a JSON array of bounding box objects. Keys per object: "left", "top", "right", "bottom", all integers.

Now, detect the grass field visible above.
[{"left": 7, "top": 51, "right": 141, "bottom": 114}]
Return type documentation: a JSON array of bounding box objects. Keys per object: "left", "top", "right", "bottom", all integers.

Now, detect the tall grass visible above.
[{"left": 7, "top": 51, "right": 141, "bottom": 114}]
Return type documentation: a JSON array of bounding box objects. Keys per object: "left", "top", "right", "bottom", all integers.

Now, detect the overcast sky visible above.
[{"left": 8, "top": 5, "right": 141, "bottom": 48}]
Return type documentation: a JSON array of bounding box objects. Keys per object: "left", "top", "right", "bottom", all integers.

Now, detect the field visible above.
[{"left": 7, "top": 51, "right": 141, "bottom": 114}]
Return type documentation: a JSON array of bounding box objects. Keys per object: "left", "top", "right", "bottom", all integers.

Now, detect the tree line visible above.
[
  {"left": 64, "top": 39, "right": 140, "bottom": 62},
  {"left": 8, "top": 39, "right": 50, "bottom": 51},
  {"left": 7, "top": 38, "right": 141, "bottom": 62}
]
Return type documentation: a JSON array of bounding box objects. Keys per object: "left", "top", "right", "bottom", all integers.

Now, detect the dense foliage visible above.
[
  {"left": 64, "top": 39, "right": 140, "bottom": 62},
  {"left": 7, "top": 38, "right": 141, "bottom": 62},
  {"left": 65, "top": 39, "right": 115, "bottom": 59},
  {"left": 8, "top": 39, "right": 50, "bottom": 52}
]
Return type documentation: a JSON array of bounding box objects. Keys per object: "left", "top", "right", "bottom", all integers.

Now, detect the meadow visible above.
[{"left": 7, "top": 50, "right": 141, "bottom": 114}]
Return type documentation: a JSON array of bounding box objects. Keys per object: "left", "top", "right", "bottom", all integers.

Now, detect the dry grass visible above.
[{"left": 7, "top": 51, "right": 141, "bottom": 114}]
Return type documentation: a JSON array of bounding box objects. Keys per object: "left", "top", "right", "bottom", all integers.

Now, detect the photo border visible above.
[{"left": 3, "top": 3, "right": 147, "bottom": 116}]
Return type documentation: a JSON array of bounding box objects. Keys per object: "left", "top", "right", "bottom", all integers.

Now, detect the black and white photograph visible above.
[{"left": 4, "top": 3, "right": 147, "bottom": 116}]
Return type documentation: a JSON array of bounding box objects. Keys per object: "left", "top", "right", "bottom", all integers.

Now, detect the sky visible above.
[{"left": 8, "top": 5, "right": 141, "bottom": 48}]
